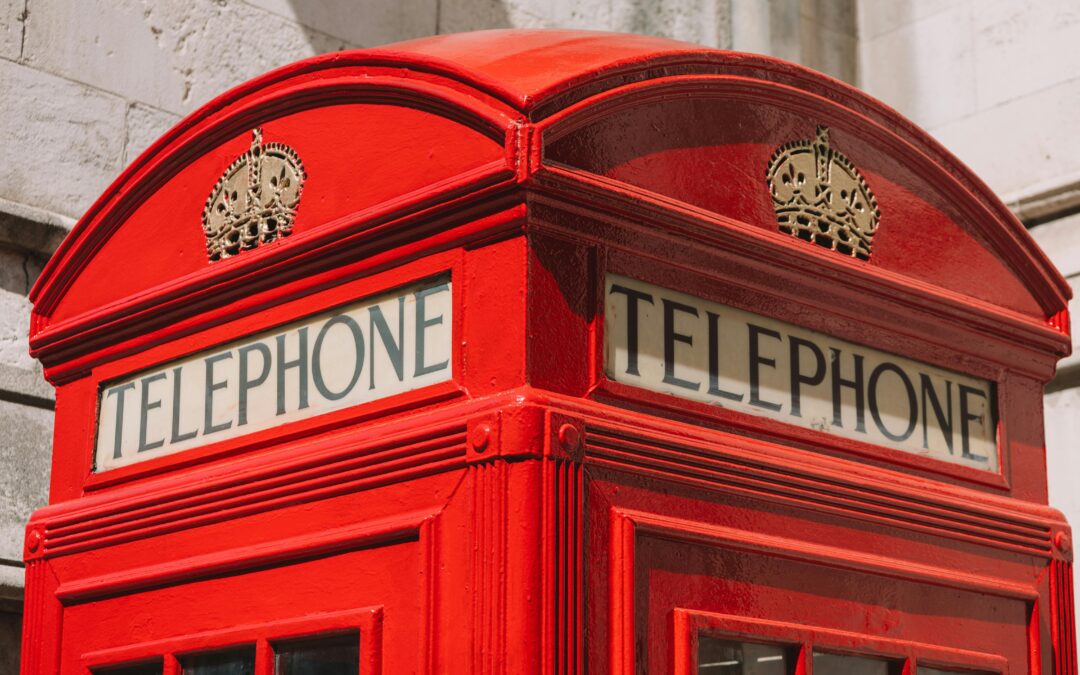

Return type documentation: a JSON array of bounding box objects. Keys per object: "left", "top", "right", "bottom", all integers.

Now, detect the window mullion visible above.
[
  {"left": 255, "top": 638, "right": 273, "bottom": 675},
  {"left": 163, "top": 654, "right": 179, "bottom": 675}
]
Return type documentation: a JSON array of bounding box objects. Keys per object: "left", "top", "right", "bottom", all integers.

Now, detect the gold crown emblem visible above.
[
  {"left": 202, "top": 128, "right": 306, "bottom": 262},
  {"left": 766, "top": 126, "right": 880, "bottom": 260}
]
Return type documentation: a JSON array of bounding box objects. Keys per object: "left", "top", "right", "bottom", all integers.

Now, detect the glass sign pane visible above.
[
  {"left": 274, "top": 633, "right": 359, "bottom": 675},
  {"left": 813, "top": 651, "right": 900, "bottom": 675},
  {"left": 180, "top": 647, "right": 256, "bottom": 675},
  {"left": 698, "top": 637, "right": 795, "bottom": 675}
]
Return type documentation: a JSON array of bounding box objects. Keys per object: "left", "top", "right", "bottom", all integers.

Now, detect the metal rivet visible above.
[
  {"left": 470, "top": 424, "right": 491, "bottom": 452},
  {"left": 26, "top": 530, "right": 42, "bottom": 553},
  {"left": 558, "top": 423, "right": 580, "bottom": 452},
  {"left": 1055, "top": 531, "right": 1072, "bottom": 555}
]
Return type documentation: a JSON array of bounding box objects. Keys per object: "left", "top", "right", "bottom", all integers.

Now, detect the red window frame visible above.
[
  {"left": 674, "top": 609, "right": 1009, "bottom": 675},
  {"left": 80, "top": 607, "right": 382, "bottom": 675}
]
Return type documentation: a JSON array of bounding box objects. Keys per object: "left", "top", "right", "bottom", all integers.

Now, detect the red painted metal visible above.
[{"left": 22, "top": 29, "right": 1075, "bottom": 675}]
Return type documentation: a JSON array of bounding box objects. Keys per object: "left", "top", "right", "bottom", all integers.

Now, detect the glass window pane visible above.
[
  {"left": 180, "top": 647, "right": 256, "bottom": 675},
  {"left": 95, "top": 661, "right": 163, "bottom": 675},
  {"left": 813, "top": 651, "right": 901, "bottom": 675},
  {"left": 274, "top": 632, "right": 359, "bottom": 675},
  {"left": 698, "top": 637, "right": 796, "bottom": 675},
  {"left": 920, "top": 668, "right": 993, "bottom": 675}
]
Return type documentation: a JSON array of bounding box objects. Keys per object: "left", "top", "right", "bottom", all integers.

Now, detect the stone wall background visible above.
[{"left": 0, "top": 0, "right": 1076, "bottom": 671}]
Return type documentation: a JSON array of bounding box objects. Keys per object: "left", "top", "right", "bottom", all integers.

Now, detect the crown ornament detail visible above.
[
  {"left": 202, "top": 128, "right": 306, "bottom": 262},
  {"left": 766, "top": 126, "right": 880, "bottom": 260}
]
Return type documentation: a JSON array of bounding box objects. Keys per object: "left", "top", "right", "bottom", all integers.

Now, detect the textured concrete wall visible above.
[{"left": 858, "top": 1, "right": 1080, "bottom": 210}]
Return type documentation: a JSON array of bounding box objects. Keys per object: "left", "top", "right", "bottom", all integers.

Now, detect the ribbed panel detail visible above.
[
  {"left": 45, "top": 423, "right": 468, "bottom": 556},
  {"left": 470, "top": 460, "right": 508, "bottom": 675},
  {"left": 547, "top": 459, "right": 583, "bottom": 675},
  {"left": 587, "top": 425, "right": 1053, "bottom": 557},
  {"left": 20, "top": 560, "right": 44, "bottom": 675},
  {"left": 1051, "top": 559, "right": 1078, "bottom": 675}
]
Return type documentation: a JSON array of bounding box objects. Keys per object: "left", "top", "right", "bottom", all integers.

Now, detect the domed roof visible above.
[{"left": 29, "top": 30, "right": 1069, "bottom": 380}]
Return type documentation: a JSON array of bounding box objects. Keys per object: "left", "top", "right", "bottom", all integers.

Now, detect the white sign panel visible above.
[
  {"left": 605, "top": 275, "right": 997, "bottom": 472},
  {"left": 96, "top": 277, "right": 452, "bottom": 472}
]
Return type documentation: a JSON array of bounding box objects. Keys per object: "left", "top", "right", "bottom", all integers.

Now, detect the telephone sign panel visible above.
[
  {"left": 95, "top": 278, "right": 452, "bottom": 471},
  {"left": 605, "top": 274, "right": 997, "bottom": 471}
]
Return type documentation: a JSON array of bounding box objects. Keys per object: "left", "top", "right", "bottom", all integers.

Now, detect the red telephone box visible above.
[{"left": 21, "top": 29, "right": 1077, "bottom": 675}]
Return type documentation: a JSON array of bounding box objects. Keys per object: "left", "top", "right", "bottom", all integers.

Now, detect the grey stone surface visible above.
[
  {"left": 858, "top": 0, "right": 1080, "bottom": 199},
  {"left": 930, "top": 77, "right": 1080, "bottom": 198},
  {"left": 246, "top": 0, "right": 438, "bottom": 47},
  {"left": 0, "top": 363, "right": 51, "bottom": 407},
  {"left": 23, "top": 0, "right": 358, "bottom": 115},
  {"left": 0, "top": 301, "right": 31, "bottom": 374},
  {"left": 0, "top": 58, "right": 126, "bottom": 219},
  {"left": 0, "top": 198, "right": 73, "bottom": 256},
  {"left": 439, "top": 0, "right": 738, "bottom": 46},
  {"left": 729, "top": 0, "right": 854, "bottom": 81},
  {"left": 858, "top": 0, "right": 963, "bottom": 40},
  {"left": 124, "top": 102, "right": 181, "bottom": 167},
  {"left": 0, "top": 251, "right": 36, "bottom": 372},
  {"left": 611, "top": 0, "right": 733, "bottom": 47},
  {"left": 859, "top": 3, "right": 977, "bottom": 130},
  {"left": 0, "top": 401, "right": 51, "bottom": 567},
  {"left": 973, "top": 1, "right": 1080, "bottom": 110},
  {"left": 805, "top": 0, "right": 855, "bottom": 37},
  {"left": 0, "top": 0, "right": 23, "bottom": 61},
  {"left": 0, "top": 563, "right": 21, "bottom": 602}
]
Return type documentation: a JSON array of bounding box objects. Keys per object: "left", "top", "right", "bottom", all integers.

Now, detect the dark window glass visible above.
[
  {"left": 95, "top": 661, "right": 163, "bottom": 675},
  {"left": 698, "top": 637, "right": 796, "bottom": 675},
  {"left": 813, "top": 651, "right": 902, "bottom": 675},
  {"left": 274, "top": 632, "right": 359, "bottom": 675},
  {"left": 180, "top": 647, "right": 256, "bottom": 675},
  {"left": 920, "top": 668, "right": 994, "bottom": 675}
]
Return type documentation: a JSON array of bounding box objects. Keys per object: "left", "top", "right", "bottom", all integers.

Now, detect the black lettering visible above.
[
  {"left": 170, "top": 366, "right": 198, "bottom": 443},
  {"left": 662, "top": 298, "right": 700, "bottom": 391},
  {"left": 868, "top": 362, "right": 917, "bottom": 442},
  {"left": 137, "top": 372, "right": 168, "bottom": 452},
  {"left": 204, "top": 352, "right": 233, "bottom": 435},
  {"left": 313, "top": 315, "right": 365, "bottom": 401},
  {"left": 748, "top": 324, "right": 783, "bottom": 411},
  {"left": 415, "top": 284, "right": 450, "bottom": 377},
  {"left": 105, "top": 382, "right": 136, "bottom": 460},
  {"left": 609, "top": 284, "right": 654, "bottom": 376},
  {"left": 237, "top": 343, "right": 271, "bottom": 426},
  {"left": 789, "top": 336, "right": 826, "bottom": 418},
  {"left": 706, "top": 311, "right": 743, "bottom": 402},
  {"left": 920, "top": 375, "right": 954, "bottom": 453},
  {"left": 370, "top": 298, "right": 405, "bottom": 388},
  {"left": 959, "top": 385, "right": 991, "bottom": 462},
  {"left": 830, "top": 349, "right": 866, "bottom": 432},
  {"left": 276, "top": 328, "right": 310, "bottom": 415}
]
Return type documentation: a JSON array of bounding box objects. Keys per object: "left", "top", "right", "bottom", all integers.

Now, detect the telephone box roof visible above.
[{"left": 29, "top": 29, "right": 1070, "bottom": 378}]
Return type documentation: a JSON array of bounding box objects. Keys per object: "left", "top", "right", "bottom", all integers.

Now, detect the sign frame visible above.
[
  {"left": 589, "top": 248, "right": 1009, "bottom": 490},
  {"left": 83, "top": 252, "right": 466, "bottom": 491}
]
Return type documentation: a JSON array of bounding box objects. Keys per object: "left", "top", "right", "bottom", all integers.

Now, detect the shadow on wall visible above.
[
  {"left": 283, "top": 0, "right": 732, "bottom": 51},
  {"left": 281, "top": 0, "right": 509, "bottom": 49}
]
